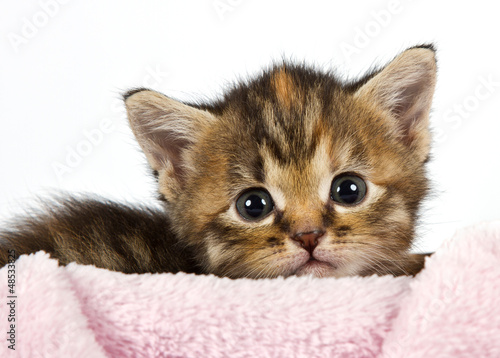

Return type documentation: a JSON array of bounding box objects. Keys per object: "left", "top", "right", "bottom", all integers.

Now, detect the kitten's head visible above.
[{"left": 125, "top": 46, "right": 437, "bottom": 278}]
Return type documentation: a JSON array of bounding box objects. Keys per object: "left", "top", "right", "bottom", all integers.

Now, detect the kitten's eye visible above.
[
  {"left": 236, "top": 189, "right": 274, "bottom": 221},
  {"left": 331, "top": 175, "right": 367, "bottom": 205}
]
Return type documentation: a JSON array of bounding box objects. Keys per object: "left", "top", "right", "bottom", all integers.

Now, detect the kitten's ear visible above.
[
  {"left": 355, "top": 46, "right": 437, "bottom": 161},
  {"left": 124, "top": 89, "right": 215, "bottom": 183}
]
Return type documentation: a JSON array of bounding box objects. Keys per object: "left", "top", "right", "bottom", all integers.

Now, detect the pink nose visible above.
[{"left": 293, "top": 230, "right": 325, "bottom": 254}]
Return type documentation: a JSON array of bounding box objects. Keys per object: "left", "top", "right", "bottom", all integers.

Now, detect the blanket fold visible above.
[{"left": 1, "top": 221, "right": 499, "bottom": 358}]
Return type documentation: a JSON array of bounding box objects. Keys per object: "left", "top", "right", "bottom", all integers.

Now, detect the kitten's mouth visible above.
[{"left": 294, "top": 258, "right": 336, "bottom": 278}]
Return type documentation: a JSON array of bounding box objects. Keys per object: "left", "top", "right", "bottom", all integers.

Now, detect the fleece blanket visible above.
[{"left": 1, "top": 222, "right": 500, "bottom": 358}]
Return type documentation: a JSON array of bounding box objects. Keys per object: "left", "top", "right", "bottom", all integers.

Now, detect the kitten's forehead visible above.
[
  {"left": 214, "top": 64, "right": 365, "bottom": 189},
  {"left": 240, "top": 64, "right": 338, "bottom": 165},
  {"left": 206, "top": 62, "right": 408, "bottom": 198}
]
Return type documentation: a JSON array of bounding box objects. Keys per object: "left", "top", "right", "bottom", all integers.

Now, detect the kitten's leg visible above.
[
  {"left": 360, "top": 253, "right": 433, "bottom": 277},
  {"left": 384, "top": 253, "right": 432, "bottom": 276},
  {"left": 402, "top": 253, "right": 433, "bottom": 276}
]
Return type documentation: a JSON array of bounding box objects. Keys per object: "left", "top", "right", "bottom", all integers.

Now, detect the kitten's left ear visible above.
[{"left": 355, "top": 45, "right": 437, "bottom": 161}]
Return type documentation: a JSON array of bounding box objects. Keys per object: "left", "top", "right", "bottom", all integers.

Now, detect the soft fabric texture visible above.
[{"left": 1, "top": 221, "right": 499, "bottom": 358}]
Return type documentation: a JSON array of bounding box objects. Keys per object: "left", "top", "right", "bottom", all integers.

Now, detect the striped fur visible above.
[
  {"left": 1, "top": 46, "right": 436, "bottom": 278},
  {"left": 126, "top": 45, "right": 436, "bottom": 278}
]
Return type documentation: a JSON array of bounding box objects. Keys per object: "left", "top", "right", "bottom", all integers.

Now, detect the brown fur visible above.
[
  {"left": 271, "top": 68, "right": 297, "bottom": 109},
  {"left": 0, "top": 45, "right": 437, "bottom": 278},
  {"left": 0, "top": 197, "right": 199, "bottom": 273}
]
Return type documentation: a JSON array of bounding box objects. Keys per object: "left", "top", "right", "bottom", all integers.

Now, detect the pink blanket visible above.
[{"left": 1, "top": 221, "right": 500, "bottom": 357}]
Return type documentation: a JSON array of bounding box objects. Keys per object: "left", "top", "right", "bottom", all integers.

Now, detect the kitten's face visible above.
[{"left": 126, "top": 46, "right": 436, "bottom": 278}]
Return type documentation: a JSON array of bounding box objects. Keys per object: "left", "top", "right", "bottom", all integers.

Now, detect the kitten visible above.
[{"left": 0, "top": 45, "right": 436, "bottom": 278}]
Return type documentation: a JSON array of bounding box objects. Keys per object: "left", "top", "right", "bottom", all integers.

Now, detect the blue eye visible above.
[
  {"left": 331, "top": 175, "right": 367, "bottom": 205},
  {"left": 236, "top": 189, "right": 274, "bottom": 221}
]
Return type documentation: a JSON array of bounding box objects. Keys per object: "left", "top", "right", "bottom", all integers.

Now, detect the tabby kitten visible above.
[{"left": 0, "top": 45, "right": 436, "bottom": 278}]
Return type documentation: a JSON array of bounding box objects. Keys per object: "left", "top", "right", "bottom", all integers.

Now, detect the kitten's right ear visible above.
[
  {"left": 355, "top": 45, "right": 437, "bottom": 162},
  {"left": 124, "top": 89, "right": 216, "bottom": 184}
]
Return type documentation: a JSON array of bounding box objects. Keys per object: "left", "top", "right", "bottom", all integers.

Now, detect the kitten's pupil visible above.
[
  {"left": 331, "top": 175, "right": 367, "bottom": 205},
  {"left": 236, "top": 189, "right": 274, "bottom": 221},
  {"left": 245, "top": 196, "right": 266, "bottom": 217}
]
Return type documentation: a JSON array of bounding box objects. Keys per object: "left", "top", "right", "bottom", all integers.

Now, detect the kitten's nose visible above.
[{"left": 293, "top": 230, "right": 325, "bottom": 254}]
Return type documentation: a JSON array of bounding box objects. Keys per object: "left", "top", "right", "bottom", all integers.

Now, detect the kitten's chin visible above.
[{"left": 294, "top": 260, "right": 338, "bottom": 278}]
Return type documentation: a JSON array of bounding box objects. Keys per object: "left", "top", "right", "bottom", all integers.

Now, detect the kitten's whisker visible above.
[
  {"left": 355, "top": 247, "right": 409, "bottom": 276},
  {"left": 360, "top": 242, "right": 415, "bottom": 276},
  {"left": 355, "top": 251, "right": 395, "bottom": 276},
  {"left": 217, "top": 250, "right": 278, "bottom": 278}
]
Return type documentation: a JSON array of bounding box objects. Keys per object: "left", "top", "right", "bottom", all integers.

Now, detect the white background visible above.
[{"left": 1, "top": 0, "right": 499, "bottom": 253}]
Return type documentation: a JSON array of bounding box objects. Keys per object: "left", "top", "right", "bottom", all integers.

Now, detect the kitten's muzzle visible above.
[{"left": 292, "top": 230, "right": 325, "bottom": 255}]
